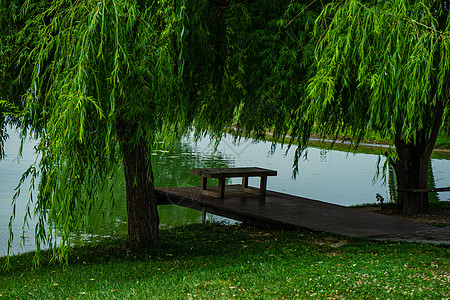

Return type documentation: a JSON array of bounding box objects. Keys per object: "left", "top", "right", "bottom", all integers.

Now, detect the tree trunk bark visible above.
[
  {"left": 393, "top": 99, "right": 444, "bottom": 215},
  {"left": 394, "top": 142, "right": 428, "bottom": 215},
  {"left": 117, "top": 121, "right": 159, "bottom": 250}
]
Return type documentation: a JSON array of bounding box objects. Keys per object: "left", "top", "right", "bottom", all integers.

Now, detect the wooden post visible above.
[
  {"left": 200, "top": 176, "right": 207, "bottom": 190},
  {"left": 242, "top": 176, "right": 249, "bottom": 191},
  {"left": 259, "top": 176, "right": 267, "bottom": 198},
  {"left": 202, "top": 206, "right": 207, "bottom": 223},
  {"left": 218, "top": 177, "right": 226, "bottom": 199}
]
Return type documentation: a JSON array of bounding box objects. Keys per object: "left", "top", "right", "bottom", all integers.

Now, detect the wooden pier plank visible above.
[{"left": 155, "top": 185, "right": 449, "bottom": 243}]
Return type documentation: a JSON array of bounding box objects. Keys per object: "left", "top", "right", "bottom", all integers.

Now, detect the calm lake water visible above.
[{"left": 1, "top": 129, "right": 449, "bottom": 256}]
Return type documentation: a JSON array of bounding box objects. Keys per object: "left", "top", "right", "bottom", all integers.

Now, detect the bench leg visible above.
[
  {"left": 242, "top": 176, "right": 249, "bottom": 191},
  {"left": 259, "top": 176, "right": 267, "bottom": 198},
  {"left": 202, "top": 206, "right": 207, "bottom": 223},
  {"left": 218, "top": 177, "right": 226, "bottom": 199},
  {"left": 200, "top": 176, "right": 207, "bottom": 190}
]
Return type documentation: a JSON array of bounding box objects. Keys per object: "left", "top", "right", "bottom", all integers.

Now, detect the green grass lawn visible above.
[
  {"left": 1, "top": 224, "right": 449, "bottom": 299},
  {"left": 436, "top": 134, "right": 450, "bottom": 149}
]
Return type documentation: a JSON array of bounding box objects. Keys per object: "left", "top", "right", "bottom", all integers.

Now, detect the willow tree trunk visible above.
[
  {"left": 394, "top": 138, "right": 429, "bottom": 215},
  {"left": 117, "top": 121, "right": 159, "bottom": 249},
  {"left": 393, "top": 100, "right": 444, "bottom": 215}
]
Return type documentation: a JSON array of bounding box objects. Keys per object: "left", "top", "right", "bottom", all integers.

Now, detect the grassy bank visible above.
[
  {"left": 353, "top": 202, "right": 450, "bottom": 227},
  {"left": 436, "top": 133, "right": 450, "bottom": 149},
  {"left": 250, "top": 128, "right": 450, "bottom": 155},
  {"left": 1, "top": 224, "right": 449, "bottom": 299}
]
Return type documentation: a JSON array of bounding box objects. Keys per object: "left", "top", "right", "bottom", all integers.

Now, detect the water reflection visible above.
[
  {"left": 387, "top": 163, "right": 398, "bottom": 204},
  {"left": 153, "top": 139, "right": 235, "bottom": 187},
  {"left": 0, "top": 129, "right": 38, "bottom": 256},
  {"left": 427, "top": 160, "right": 440, "bottom": 202}
]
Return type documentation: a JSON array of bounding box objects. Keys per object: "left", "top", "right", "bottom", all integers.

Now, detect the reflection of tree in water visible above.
[
  {"left": 426, "top": 160, "right": 440, "bottom": 203},
  {"left": 388, "top": 160, "right": 440, "bottom": 204},
  {"left": 152, "top": 138, "right": 234, "bottom": 188},
  {"left": 84, "top": 138, "right": 234, "bottom": 237},
  {"left": 387, "top": 163, "right": 397, "bottom": 204}
]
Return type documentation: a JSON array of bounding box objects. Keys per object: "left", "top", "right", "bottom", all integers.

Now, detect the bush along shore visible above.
[{"left": 1, "top": 224, "right": 449, "bottom": 299}]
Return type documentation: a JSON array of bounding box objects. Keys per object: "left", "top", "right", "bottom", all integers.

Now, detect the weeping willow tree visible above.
[
  {"left": 302, "top": 0, "right": 450, "bottom": 214},
  {"left": 0, "top": 0, "right": 228, "bottom": 263}
]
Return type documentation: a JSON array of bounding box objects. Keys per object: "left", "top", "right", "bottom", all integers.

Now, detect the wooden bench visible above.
[{"left": 190, "top": 167, "right": 277, "bottom": 199}]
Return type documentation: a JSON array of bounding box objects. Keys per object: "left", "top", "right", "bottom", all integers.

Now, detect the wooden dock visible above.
[{"left": 155, "top": 185, "right": 450, "bottom": 243}]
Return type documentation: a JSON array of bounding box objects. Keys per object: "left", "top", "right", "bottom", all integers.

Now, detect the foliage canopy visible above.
[
  {"left": 302, "top": 0, "right": 449, "bottom": 213},
  {"left": 305, "top": 0, "right": 449, "bottom": 144}
]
